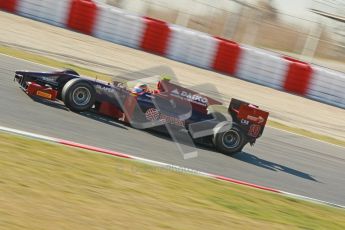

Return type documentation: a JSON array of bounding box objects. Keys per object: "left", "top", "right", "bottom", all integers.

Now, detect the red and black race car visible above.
[{"left": 14, "top": 69, "right": 269, "bottom": 155}]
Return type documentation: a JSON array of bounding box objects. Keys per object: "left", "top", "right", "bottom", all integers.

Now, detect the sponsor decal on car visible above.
[
  {"left": 170, "top": 88, "right": 208, "bottom": 106},
  {"left": 241, "top": 119, "right": 250, "bottom": 125},
  {"left": 95, "top": 84, "right": 118, "bottom": 99},
  {"left": 145, "top": 108, "right": 185, "bottom": 127},
  {"left": 36, "top": 90, "right": 52, "bottom": 99},
  {"left": 246, "top": 115, "right": 265, "bottom": 124},
  {"left": 248, "top": 124, "right": 261, "bottom": 137}
]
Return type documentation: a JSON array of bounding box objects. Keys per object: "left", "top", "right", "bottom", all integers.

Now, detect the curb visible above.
[{"left": 0, "top": 125, "right": 344, "bottom": 209}]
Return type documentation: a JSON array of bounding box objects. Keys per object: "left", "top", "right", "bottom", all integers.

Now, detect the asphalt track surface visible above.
[{"left": 1, "top": 54, "right": 345, "bottom": 206}]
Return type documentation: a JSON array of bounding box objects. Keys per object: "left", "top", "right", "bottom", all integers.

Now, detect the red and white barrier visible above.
[
  {"left": 236, "top": 46, "right": 289, "bottom": 90},
  {"left": 17, "top": 0, "right": 71, "bottom": 26},
  {"left": 212, "top": 37, "right": 241, "bottom": 75},
  {"left": 67, "top": 0, "right": 98, "bottom": 35},
  {"left": 283, "top": 57, "right": 313, "bottom": 95},
  {"left": 0, "top": 0, "right": 17, "bottom": 13},
  {"left": 167, "top": 25, "right": 218, "bottom": 69},
  {"left": 141, "top": 17, "right": 171, "bottom": 55},
  {"left": 118, "top": 14, "right": 146, "bottom": 48},
  {"left": 307, "top": 67, "right": 345, "bottom": 107},
  {"left": 1, "top": 0, "right": 345, "bottom": 109},
  {"left": 93, "top": 4, "right": 126, "bottom": 43}
]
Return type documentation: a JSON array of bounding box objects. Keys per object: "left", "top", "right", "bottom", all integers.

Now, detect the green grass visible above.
[
  {"left": 1, "top": 44, "right": 345, "bottom": 148},
  {"left": 0, "top": 132, "right": 345, "bottom": 230}
]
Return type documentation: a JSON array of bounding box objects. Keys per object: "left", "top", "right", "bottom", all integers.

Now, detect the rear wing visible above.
[{"left": 229, "top": 98, "right": 269, "bottom": 140}]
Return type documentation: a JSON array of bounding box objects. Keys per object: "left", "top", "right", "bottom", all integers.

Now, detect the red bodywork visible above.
[
  {"left": 229, "top": 99, "right": 269, "bottom": 140},
  {"left": 26, "top": 82, "right": 58, "bottom": 100},
  {"left": 98, "top": 94, "right": 139, "bottom": 122},
  {"left": 237, "top": 104, "right": 269, "bottom": 126}
]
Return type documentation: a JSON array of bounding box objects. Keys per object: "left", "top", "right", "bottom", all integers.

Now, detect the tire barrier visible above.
[
  {"left": 236, "top": 47, "right": 289, "bottom": 90},
  {"left": 67, "top": 0, "right": 98, "bottom": 35},
  {"left": 141, "top": 17, "right": 171, "bottom": 55},
  {"left": 17, "top": 0, "right": 71, "bottom": 26},
  {"left": 93, "top": 4, "right": 144, "bottom": 48},
  {"left": 307, "top": 66, "right": 345, "bottom": 107},
  {"left": 283, "top": 57, "right": 313, "bottom": 95},
  {"left": 167, "top": 25, "right": 218, "bottom": 69},
  {"left": 0, "top": 0, "right": 17, "bottom": 13},
  {"left": 2, "top": 0, "right": 345, "bottom": 109},
  {"left": 212, "top": 37, "right": 241, "bottom": 75}
]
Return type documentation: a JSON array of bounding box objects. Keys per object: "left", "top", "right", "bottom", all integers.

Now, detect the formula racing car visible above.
[{"left": 14, "top": 69, "right": 269, "bottom": 155}]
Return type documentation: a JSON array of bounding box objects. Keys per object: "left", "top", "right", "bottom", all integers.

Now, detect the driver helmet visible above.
[{"left": 132, "top": 83, "right": 148, "bottom": 95}]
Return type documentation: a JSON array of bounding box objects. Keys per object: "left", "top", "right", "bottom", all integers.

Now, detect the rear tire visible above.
[
  {"left": 213, "top": 124, "right": 246, "bottom": 156},
  {"left": 62, "top": 78, "right": 95, "bottom": 112}
]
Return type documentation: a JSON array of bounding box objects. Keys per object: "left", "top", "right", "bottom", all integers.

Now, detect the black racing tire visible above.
[
  {"left": 63, "top": 69, "right": 79, "bottom": 76},
  {"left": 61, "top": 78, "right": 95, "bottom": 112},
  {"left": 213, "top": 124, "right": 246, "bottom": 156}
]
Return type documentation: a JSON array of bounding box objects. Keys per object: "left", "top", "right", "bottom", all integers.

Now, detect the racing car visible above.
[{"left": 14, "top": 69, "right": 269, "bottom": 155}]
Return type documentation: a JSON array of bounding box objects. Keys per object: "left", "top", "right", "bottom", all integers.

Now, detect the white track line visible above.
[{"left": 1, "top": 125, "right": 344, "bottom": 209}]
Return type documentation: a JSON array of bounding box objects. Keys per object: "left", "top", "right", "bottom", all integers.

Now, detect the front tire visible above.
[
  {"left": 61, "top": 78, "right": 95, "bottom": 112},
  {"left": 213, "top": 124, "right": 246, "bottom": 155}
]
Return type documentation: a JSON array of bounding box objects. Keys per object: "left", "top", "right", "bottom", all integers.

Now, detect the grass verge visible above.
[
  {"left": 268, "top": 120, "right": 345, "bottom": 147},
  {"left": 1, "top": 132, "right": 345, "bottom": 230},
  {"left": 1, "top": 44, "right": 345, "bottom": 148}
]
